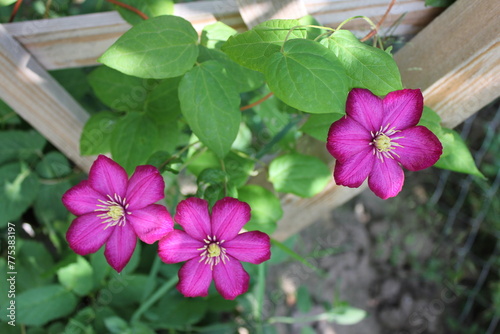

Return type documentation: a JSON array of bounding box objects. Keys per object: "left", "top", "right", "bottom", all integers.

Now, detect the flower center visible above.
[
  {"left": 207, "top": 243, "right": 221, "bottom": 258},
  {"left": 370, "top": 124, "right": 404, "bottom": 161},
  {"left": 198, "top": 235, "right": 229, "bottom": 270},
  {"left": 374, "top": 134, "right": 391, "bottom": 152},
  {"left": 95, "top": 194, "right": 130, "bottom": 230}
]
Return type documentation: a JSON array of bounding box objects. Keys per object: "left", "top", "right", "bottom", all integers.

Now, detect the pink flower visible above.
[
  {"left": 327, "top": 88, "right": 442, "bottom": 199},
  {"left": 158, "top": 197, "right": 271, "bottom": 300},
  {"left": 62, "top": 155, "right": 173, "bottom": 272}
]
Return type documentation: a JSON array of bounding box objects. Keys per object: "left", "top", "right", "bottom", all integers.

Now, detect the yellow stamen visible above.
[
  {"left": 374, "top": 134, "right": 391, "bottom": 152},
  {"left": 207, "top": 243, "right": 221, "bottom": 258}
]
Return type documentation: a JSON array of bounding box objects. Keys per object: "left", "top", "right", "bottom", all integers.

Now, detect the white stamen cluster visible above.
[
  {"left": 369, "top": 124, "right": 404, "bottom": 161},
  {"left": 198, "top": 235, "right": 229, "bottom": 270},
  {"left": 95, "top": 193, "right": 131, "bottom": 230}
]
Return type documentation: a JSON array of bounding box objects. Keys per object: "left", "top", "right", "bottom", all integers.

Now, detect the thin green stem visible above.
[
  {"left": 141, "top": 256, "right": 162, "bottom": 303},
  {"left": 159, "top": 140, "right": 200, "bottom": 171},
  {"left": 219, "top": 158, "right": 228, "bottom": 196},
  {"left": 131, "top": 275, "right": 177, "bottom": 323},
  {"left": 281, "top": 25, "right": 335, "bottom": 52},
  {"left": 336, "top": 15, "right": 377, "bottom": 31},
  {"left": 254, "top": 263, "right": 266, "bottom": 333},
  {"left": 268, "top": 313, "right": 332, "bottom": 324},
  {"left": 270, "top": 238, "right": 326, "bottom": 278}
]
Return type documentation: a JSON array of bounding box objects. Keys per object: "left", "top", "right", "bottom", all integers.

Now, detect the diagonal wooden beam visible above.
[
  {"left": 2, "top": 0, "right": 441, "bottom": 70},
  {"left": 0, "top": 25, "right": 96, "bottom": 172},
  {"left": 272, "top": 0, "right": 500, "bottom": 241}
]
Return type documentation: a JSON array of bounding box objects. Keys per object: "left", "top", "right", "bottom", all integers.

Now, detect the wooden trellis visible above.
[{"left": 0, "top": 0, "right": 498, "bottom": 241}]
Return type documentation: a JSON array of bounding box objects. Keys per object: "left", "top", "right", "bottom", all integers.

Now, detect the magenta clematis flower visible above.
[
  {"left": 158, "top": 197, "right": 271, "bottom": 300},
  {"left": 327, "top": 88, "right": 442, "bottom": 199},
  {"left": 62, "top": 155, "right": 173, "bottom": 272}
]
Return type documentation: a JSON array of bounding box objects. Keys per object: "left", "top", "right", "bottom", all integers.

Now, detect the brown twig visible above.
[
  {"left": 8, "top": 0, "right": 23, "bottom": 23},
  {"left": 240, "top": 92, "right": 274, "bottom": 111},
  {"left": 360, "top": 0, "right": 396, "bottom": 42},
  {"left": 106, "top": 0, "right": 149, "bottom": 20}
]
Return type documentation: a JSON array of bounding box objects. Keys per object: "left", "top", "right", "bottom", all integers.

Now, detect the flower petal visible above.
[
  {"left": 213, "top": 256, "right": 250, "bottom": 300},
  {"left": 89, "top": 155, "right": 128, "bottom": 197},
  {"left": 327, "top": 117, "right": 372, "bottom": 163},
  {"left": 382, "top": 89, "right": 423, "bottom": 130},
  {"left": 211, "top": 197, "right": 251, "bottom": 242},
  {"left": 104, "top": 225, "right": 137, "bottom": 273},
  {"left": 177, "top": 258, "right": 213, "bottom": 298},
  {"left": 158, "top": 230, "right": 204, "bottom": 264},
  {"left": 66, "top": 212, "right": 113, "bottom": 255},
  {"left": 126, "top": 165, "right": 165, "bottom": 210},
  {"left": 224, "top": 231, "right": 271, "bottom": 264},
  {"left": 62, "top": 180, "right": 107, "bottom": 216},
  {"left": 368, "top": 157, "right": 404, "bottom": 199},
  {"left": 174, "top": 198, "right": 211, "bottom": 240},
  {"left": 127, "top": 204, "right": 174, "bottom": 244},
  {"left": 333, "top": 146, "right": 375, "bottom": 188},
  {"left": 392, "top": 126, "right": 443, "bottom": 171},
  {"left": 345, "top": 88, "right": 384, "bottom": 131}
]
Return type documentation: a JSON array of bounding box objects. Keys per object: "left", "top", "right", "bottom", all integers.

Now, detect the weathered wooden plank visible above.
[
  {"left": 3, "top": 0, "right": 441, "bottom": 70},
  {"left": 394, "top": 0, "right": 500, "bottom": 129},
  {"left": 0, "top": 25, "right": 96, "bottom": 172},
  {"left": 272, "top": 0, "right": 500, "bottom": 241},
  {"left": 236, "top": 0, "right": 308, "bottom": 28}
]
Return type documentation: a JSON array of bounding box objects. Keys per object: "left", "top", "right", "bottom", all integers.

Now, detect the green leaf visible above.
[
  {"left": 34, "top": 181, "right": 72, "bottom": 226},
  {"left": 321, "top": 30, "right": 403, "bottom": 95},
  {"left": 268, "top": 235, "right": 298, "bottom": 265},
  {"left": 296, "top": 285, "right": 312, "bottom": 313},
  {"left": 425, "top": 0, "right": 455, "bottom": 7},
  {"left": 418, "top": 106, "right": 442, "bottom": 135},
  {"left": 238, "top": 185, "right": 282, "bottom": 234},
  {"left": 144, "top": 76, "right": 184, "bottom": 153},
  {"left": 222, "top": 19, "right": 307, "bottom": 72},
  {"left": 109, "top": 275, "right": 149, "bottom": 307},
  {"left": 300, "top": 327, "right": 317, "bottom": 334},
  {"left": 298, "top": 15, "right": 328, "bottom": 40},
  {"left": 0, "top": 162, "right": 39, "bottom": 226},
  {"left": 99, "top": 15, "right": 198, "bottom": 79},
  {"left": 0, "top": 99, "right": 21, "bottom": 125},
  {"left": 50, "top": 68, "right": 90, "bottom": 101},
  {"left": 88, "top": 66, "right": 157, "bottom": 112},
  {"left": 198, "top": 45, "right": 265, "bottom": 93},
  {"left": 0, "top": 130, "right": 46, "bottom": 165},
  {"left": 65, "top": 307, "right": 97, "bottom": 334},
  {"left": 0, "top": 0, "right": 16, "bottom": 6},
  {"left": 80, "top": 111, "right": 121, "bottom": 156},
  {"left": 154, "top": 293, "right": 208, "bottom": 329},
  {"left": 179, "top": 61, "right": 241, "bottom": 158},
  {"left": 301, "top": 113, "right": 343, "bottom": 141},
  {"left": 17, "top": 240, "right": 55, "bottom": 291},
  {"left": 57, "top": 256, "right": 94, "bottom": 296},
  {"left": 268, "top": 153, "right": 331, "bottom": 197},
  {"left": 36, "top": 152, "right": 71, "bottom": 179},
  {"left": 145, "top": 76, "right": 181, "bottom": 117},
  {"left": 265, "top": 38, "right": 348, "bottom": 114},
  {"left": 232, "top": 122, "right": 253, "bottom": 150},
  {"left": 110, "top": 112, "right": 159, "bottom": 174},
  {"left": 91, "top": 248, "right": 110, "bottom": 288},
  {"left": 115, "top": 0, "right": 173, "bottom": 26},
  {"left": 201, "top": 21, "right": 237, "bottom": 49},
  {"left": 329, "top": 306, "right": 367, "bottom": 325},
  {"left": 17, "top": 285, "right": 78, "bottom": 326},
  {"left": 224, "top": 151, "right": 255, "bottom": 188},
  {"left": 104, "top": 316, "right": 129, "bottom": 334},
  {"left": 188, "top": 149, "right": 254, "bottom": 188},
  {"left": 196, "top": 168, "right": 229, "bottom": 207},
  {"left": 434, "top": 128, "right": 484, "bottom": 178}
]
